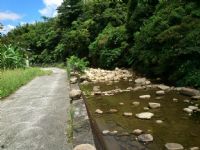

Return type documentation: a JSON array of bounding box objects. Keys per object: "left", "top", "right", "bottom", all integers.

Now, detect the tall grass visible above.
[{"left": 0, "top": 68, "right": 50, "bottom": 98}]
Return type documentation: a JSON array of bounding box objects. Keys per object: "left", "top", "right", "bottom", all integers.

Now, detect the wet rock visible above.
[
  {"left": 165, "top": 143, "right": 184, "bottom": 150},
  {"left": 183, "top": 99, "right": 190, "bottom": 103},
  {"left": 69, "top": 89, "right": 82, "bottom": 100},
  {"left": 183, "top": 108, "right": 193, "bottom": 113},
  {"left": 123, "top": 112, "right": 133, "bottom": 117},
  {"left": 190, "top": 147, "right": 199, "bottom": 150},
  {"left": 139, "top": 95, "right": 151, "bottom": 99},
  {"left": 143, "top": 107, "right": 150, "bottom": 110},
  {"left": 133, "top": 129, "right": 143, "bottom": 135},
  {"left": 136, "top": 112, "right": 154, "bottom": 120},
  {"left": 145, "top": 81, "right": 151, "bottom": 85},
  {"left": 149, "top": 102, "right": 161, "bottom": 109},
  {"left": 158, "top": 84, "right": 170, "bottom": 91},
  {"left": 173, "top": 98, "right": 178, "bottom": 102},
  {"left": 135, "top": 78, "right": 146, "bottom": 85},
  {"left": 102, "top": 130, "right": 110, "bottom": 135},
  {"left": 138, "top": 134, "right": 153, "bottom": 142},
  {"left": 95, "top": 109, "right": 103, "bottom": 114},
  {"left": 70, "top": 76, "right": 78, "bottom": 84},
  {"left": 109, "top": 109, "right": 118, "bottom": 113},
  {"left": 156, "top": 90, "right": 165, "bottom": 95},
  {"left": 156, "top": 120, "right": 163, "bottom": 124},
  {"left": 132, "top": 101, "right": 140, "bottom": 106},
  {"left": 109, "top": 130, "right": 118, "bottom": 135},
  {"left": 191, "top": 96, "right": 200, "bottom": 100},
  {"left": 119, "top": 102, "right": 124, "bottom": 105},
  {"left": 188, "top": 106, "right": 198, "bottom": 111},
  {"left": 74, "top": 144, "right": 96, "bottom": 150},
  {"left": 180, "top": 87, "right": 200, "bottom": 97}
]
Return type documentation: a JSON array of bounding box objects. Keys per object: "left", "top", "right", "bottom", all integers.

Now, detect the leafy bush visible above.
[
  {"left": 89, "top": 25, "right": 129, "bottom": 68},
  {"left": 0, "top": 44, "right": 26, "bottom": 69},
  {"left": 67, "top": 55, "right": 89, "bottom": 73}
]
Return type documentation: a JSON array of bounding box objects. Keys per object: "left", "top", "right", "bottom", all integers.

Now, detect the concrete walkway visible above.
[{"left": 0, "top": 68, "right": 71, "bottom": 150}]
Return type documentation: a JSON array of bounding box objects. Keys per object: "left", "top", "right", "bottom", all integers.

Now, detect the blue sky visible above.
[{"left": 0, "top": 0, "right": 63, "bottom": 34}]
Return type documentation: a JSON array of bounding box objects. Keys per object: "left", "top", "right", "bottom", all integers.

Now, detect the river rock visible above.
[
  {"left": 109, "top": 130, "right": 118, "bottom": 135},
  {"left": 183, "top": 108, "right": 193, "bottom": 113},
  {"left": 156, "top": 90, "right": 165, "bottom": 95},
  {"left": 139, "top": 95, "right": 151, "bottom": 99},
  {"left": 74, "top": 144, "right": 96, "bottom": 150},
  {"left": 149, "top": 102, "right": 161, "bottom": 109},
  {"left": 156, "top": 120, "right": 163, "bottom": 124},
  {"left": 119, "top": 102, "right": 124, "bottom": 105},
  {"left": 136, "top": 112, "right": 154, "bottom": 119},
  {"left": 95, "top": 109, "right": 103, "bottom": 114},
  {"left": 165, "top": 143, "right": 184, "bottom": 150},
  {"left": 173, "top": 98, "right": 178, "bottom": 102},
  {"left": 188, "top": 106, "right": 198, "bottom": 111},
  {"left": 138, "top": 134, "right": 153, "bottom": 142},
  {"left": 93, "top": 86, "right": 100, "bottom": 92},
  {"left": 102, "top": 130, "right": 110, "bottom": 135},
  {"left": 158, "top": 84, "right": 170, "bottom": 90},
  {"left": 190, "top": 147, "right": 199, "bottom": 150},
  {"left": 109, "top": 109, "right": 118, "bottom": 113},
  {"left": 133, "top": 129, "right": 143, "bottom": 135},
  {"left": 180, "top": 87, "right": 200, "bottom": 96},
  {"left": 191, "top": 96, "right": 200, "bottom": 100},
  {"left": 123, "top": 112, "right": 133, "bottom": 117},
  {"left": 135, "top": 78, "right": 146, "bottom": 85},
  {"left": 70, "top": 76, "right": 78, "bottom": 84},
  {"left": 144, "top": 107, "right": 150, "bottom": 110},
  {"left": 69, "top": 89, "right": 82, "bottom": 100},
  {"left": 132, "top": 101, "right": 140, "bottom": 106}
]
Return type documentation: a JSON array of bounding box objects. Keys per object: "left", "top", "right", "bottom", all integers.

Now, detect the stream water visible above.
[{"left": 81, "top": 79, "right": 200, "bottom": 150}]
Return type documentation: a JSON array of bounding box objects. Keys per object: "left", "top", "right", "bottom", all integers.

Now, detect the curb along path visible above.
[{"left": 0, "top": 68, "right": 71, "bottom": 150}]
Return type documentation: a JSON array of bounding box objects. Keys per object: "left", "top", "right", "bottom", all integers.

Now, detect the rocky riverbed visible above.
[{"left": 78, "top": 68, "right": 200, "bottom": 150}]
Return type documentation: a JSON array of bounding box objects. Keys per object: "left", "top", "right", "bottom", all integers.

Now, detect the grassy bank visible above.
[{"left": 0, "top": 68, "right": 50, "bottom": 99}]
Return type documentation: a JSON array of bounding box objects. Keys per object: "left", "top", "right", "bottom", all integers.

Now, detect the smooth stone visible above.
[
  {"left": 136, "top": 112, "right": 154, "bottom": 119},
  {"left": 158, "top": 84, "right": 170, "bottom": 90},
  {"left": 190, "top": 147, "right": 199, "bottom": 150},
  {"left": 191, "top": 96, "right": 200, "bottom": 100},
  {"left": 149, "top": 102, "right": 161, "bottom": 109},
  {"left": 109, "top": 109, "right": 118, "bottom": 113},
  {"left": 95, "top": 109, "right": 103, "bottom": 114},
  {"left": 165, "top": 143, "right": 184, "bottom": 150},
  {"left": 173, "top": 98, "right": 178, "bottom": 102},
  {"left": 119, "top": 102, "right": 124, "bottom": 105},
  {"left": 180, "top": 87, "right": 200, "bottom": 96},
  {"left": 143, "top": 107, "right": 150, "bottom": 110},
  {"left": 135, "top": 78, "right": 146, "bottom": 84},
  {"left": 70, "top": 76, "right": 78, "bottom": 84},
  {"left": 132, "top": 101, "right": 140, "bottom": 106},
  {"left": 133, "top": 129, "right": 143, "bottom": 135},
  {"left": 183, "top": 108, "right": 193, "bottom": 113},
  {"left": 123, "top": 112, "right": 133, "bottom": 117},
  {"left": 156, "top": 90, "right": 165, "bottom": 95},
  {"left": 73, "top": 144, "right": 96, "bottom": 150},
  {"left": 69, "top": 89, "right": 82, "bottom": 100},
  {"left": 188, "top": 106, "right": 198, "bottom": 111},
  {"left": 138, "top": 134, "right": 153, "bottom": 142},
  {"left": 156, "top": 120, "right": 163, "bottom": 124},
  {"left": 145, "top": 80, "right": 151, "bottom": 85},
  {"left": 139, "top": 95, "right": 151, "bottom": 99},
  {"left": 109, "top": 130, "right": 118, "bottom": 135},
  {"left": 102, "top": 130, "right": 110, "bottom": 135}
]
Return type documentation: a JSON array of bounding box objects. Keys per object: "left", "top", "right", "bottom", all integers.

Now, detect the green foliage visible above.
[
  {"left": 0, "top": 68, "right": 50, "bottom": 98},
  {"left": 89, "top": 25, "right": 129, "bottom": 68},
  {"left": 0, "top": 44, "right": 26, "bottom": 69},
  {"left": 67, "top": 55, "right": 89, "bottom": 73}
]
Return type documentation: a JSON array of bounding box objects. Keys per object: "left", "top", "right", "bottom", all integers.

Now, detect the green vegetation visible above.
[
  {"left": 1, "top": 0, "right": 200, "bottom": 88},
  {"left": 0, "top": 68, "right": 50, "bottom": 98}
]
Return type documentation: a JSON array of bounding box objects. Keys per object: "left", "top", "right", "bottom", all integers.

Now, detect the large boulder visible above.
[
  {"left": 180, "top": 87, "right": 200, "bottom": 97},
  {"left": 73, "top": 144, "right": 96, "bottom": 150},
  {"left": 69, "top": 89, "right": 82, "bottom": 100},
  {"left": 165, "top": 143, "right": 184, "bottom": 150}
]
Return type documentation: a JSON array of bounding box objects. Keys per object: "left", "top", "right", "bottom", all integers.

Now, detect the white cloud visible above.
[
  {"left": 39, "top": 0, "right": 63, "bottom": 17},
  {"left": 0, "top": 12, "right": 21, "bottom": 21},
  {"left": 0, "top": 24, "right": 15, "bottom": 34}
]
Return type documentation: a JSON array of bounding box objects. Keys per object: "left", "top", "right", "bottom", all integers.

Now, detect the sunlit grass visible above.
[{"left": 0, "top": 67, "right": 51, "bottom": 99}]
